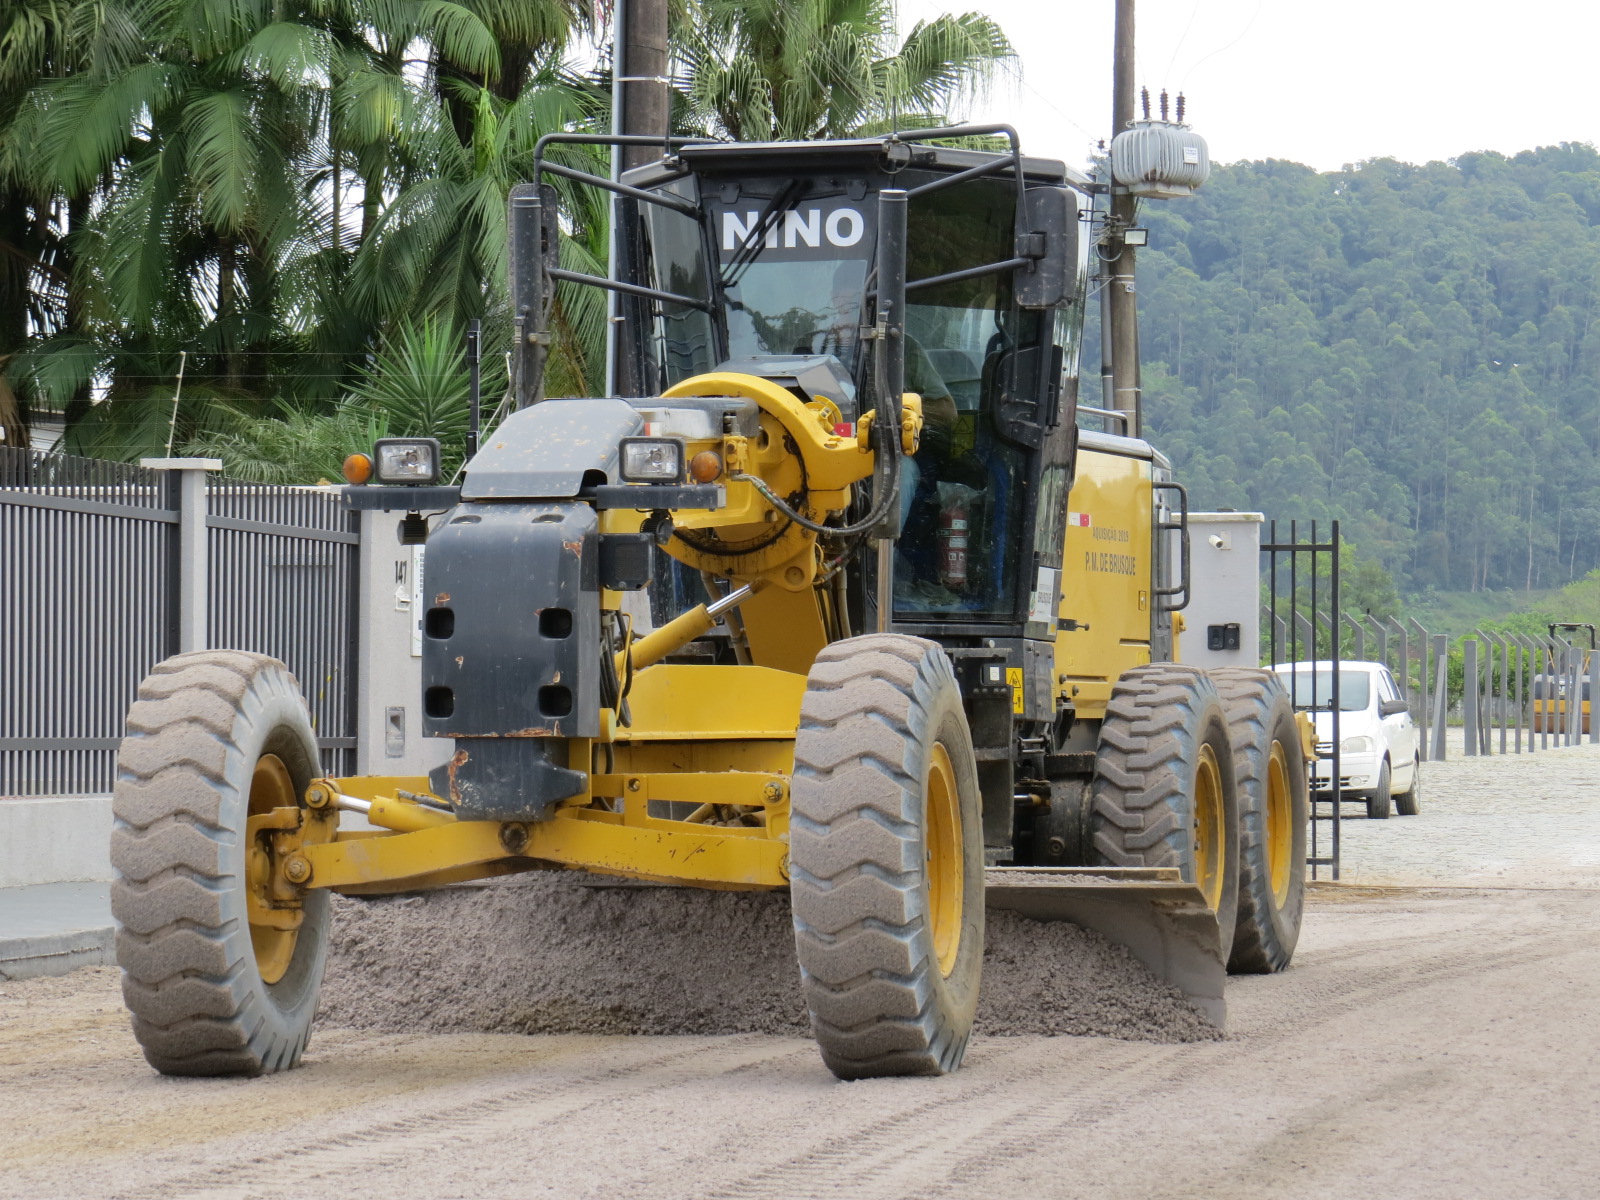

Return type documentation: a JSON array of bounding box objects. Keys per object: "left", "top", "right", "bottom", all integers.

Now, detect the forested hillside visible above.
[{"left": 1120, "top": 144, "right": 1600, "bottom": 596}]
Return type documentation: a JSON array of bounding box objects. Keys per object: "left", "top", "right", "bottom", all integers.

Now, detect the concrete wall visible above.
[
  {"left": 0, "top": 797, "right": 112, "bottom": 887},
  {"left": 1181, "top": 512, "right": 1264, "bottom": 671}
]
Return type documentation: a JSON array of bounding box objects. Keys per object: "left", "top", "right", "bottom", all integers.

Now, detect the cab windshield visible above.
[
  {"left": 643, "top": 171, "right": 1043, "bottom": 624},
  {"left": 712, "top": 193, "right": 874, "bottom": 373}
]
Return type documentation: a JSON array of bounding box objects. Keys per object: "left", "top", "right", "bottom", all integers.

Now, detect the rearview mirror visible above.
[
  {"left": 1379, "top": 698, "right": 1410, "bottom": 717},
  {"left": 1015, "top": 187, "right": 1078, "bottom": 309},
  {"left": 509, "top": 181, "right": 563, "bottom": 406}
]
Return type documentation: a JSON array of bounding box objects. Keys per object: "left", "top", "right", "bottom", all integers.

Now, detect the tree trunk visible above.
[
  {"left": 361, "top": 166, "right": 381, "bottom": 246},
  {"left": 62, "top": 193, "right": 94, "bottom": 433},
  {"left": 219, "top": 241, "right": 241, "bottom": 391},
  {"left": 0, "top": 193, "right": 31, "bottom": 449},
  {"left": 1526, "top": 484, "right": 1536, "bottom": 592},
  {"left": 331, "top": 142, "right": 341, "bottom": 257}
]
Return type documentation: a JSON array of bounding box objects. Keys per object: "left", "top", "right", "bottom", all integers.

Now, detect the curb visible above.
[
  {"left": 0, "top": 927, "right": 115, "bottom": 981},
  {"left": 0, "top": 881, "right": 116, "bottom": 981}
]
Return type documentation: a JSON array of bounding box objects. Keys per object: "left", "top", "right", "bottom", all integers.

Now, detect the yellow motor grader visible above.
[{"left": 110, "top": 126, "right": 1308, "bottom": 1080}]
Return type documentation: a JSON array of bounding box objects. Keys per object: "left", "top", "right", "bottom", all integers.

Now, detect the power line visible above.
[
  {"left": 1163, "top": 0, "right": 1203, "bottom": 88},
  {"left": 1177, "top": 0, "right": 1261, "bottom": 93}
]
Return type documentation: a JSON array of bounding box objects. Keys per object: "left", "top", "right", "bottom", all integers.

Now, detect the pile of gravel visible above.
[{"left": 317, "top": 874, "right": 1219, "bottom": 1044}]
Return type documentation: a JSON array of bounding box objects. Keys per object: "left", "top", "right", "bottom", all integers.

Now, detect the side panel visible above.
[{"left": 1054, "top": 446, "right": 1154, "bottom": 718}]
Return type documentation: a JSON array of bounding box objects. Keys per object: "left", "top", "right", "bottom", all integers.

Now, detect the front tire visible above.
[
  {"left": 1210, "top": 668, "right": 1307, "bottom": 974},
  {"left": 790, "top": 635, "right": 985, "bottom": 1079},
  {"left": 111, "top": 651, "right": 331, "bottom": 1076},
  {"left": 1090, "top": 665, "right": 1241, "bottom": 964},
  {"left": 1365, "top": 758, "right": 1393, "bottom": 820}
]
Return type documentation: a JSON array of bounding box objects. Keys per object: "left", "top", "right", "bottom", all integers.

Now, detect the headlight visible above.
[
  {"left": 618, "top": 437, "right": 685, "bottom": 483},
  {"left": 373, "top": 438, "right": 441, "bottom": 485},
  {"left": 1340, "top": 735, "right": 1374, "bottom": 754}
]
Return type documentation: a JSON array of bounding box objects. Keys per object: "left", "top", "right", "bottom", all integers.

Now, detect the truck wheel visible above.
[
  {"left": 1090, "top": 665, "right": 1241, "bottom": 964},
  {"left": 1365, "top": 759, "right": 1393, "bottom": 819},
  {"left": 790, "top": 634, "right": 984, "bottom": 1079},
  {"left": 1395, "top": 756, "right": 1422, "bottom": 816},
  {"left": 111, "top": 651, "right": 331, "bottom": 1076},
  {"left": 1210, "top": 668, "right": 1307, "bottom": 974}
]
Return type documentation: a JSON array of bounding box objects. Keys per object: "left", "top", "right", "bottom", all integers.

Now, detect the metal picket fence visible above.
[
  {"left": 1303, "top": 611, "right": 1600, "bottom": 759},
  {"left": 1, "top": 448, "right": 359, "bottom": 796},
  {"left": 1453, "top": 627, "right": 1597, "bottom": 756}
]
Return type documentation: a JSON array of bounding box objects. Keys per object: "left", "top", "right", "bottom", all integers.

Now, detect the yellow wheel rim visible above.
[
  {"left": 247, "top": 753, "right": 299, "bottom": 985},
  {"left": 925, "top": 742, "right": 964, "bottom": 977},
  {"left": 1192, "top": 743, "right": 1226, "bottom": 912},
  {"left": 1265, "top": 741, "right": 1293, "bottom": 907}
]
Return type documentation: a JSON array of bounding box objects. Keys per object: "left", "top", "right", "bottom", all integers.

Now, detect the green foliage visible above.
[
  {"left": 4, "top": 0, "right": 1009, "bottom": 469},
  {"left": 183, "top": 399, "right": 390, "bottom": 484},
  {"left": 1476, "top": 567, "right": 1600, "bottom": 638},
  {"left": 0, "top": 0, "right": 593, "bottom": 456},
  {"left": 676, "top": 1, "right": 1010, "bottom": 141},
  {"left": 1119, "top": 146, "right": 1600, "bottom": 598}
]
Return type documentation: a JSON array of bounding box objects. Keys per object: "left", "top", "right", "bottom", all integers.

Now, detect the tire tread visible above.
[
  {"left": 112, "top": 651, "right": 324, "bottom": 1077},
  {"left": 791, "top": 635, "right": 981, "bottom": 1079},
  {"left": 1210, "top": 668, "right": 1307, "bottom": 974}
]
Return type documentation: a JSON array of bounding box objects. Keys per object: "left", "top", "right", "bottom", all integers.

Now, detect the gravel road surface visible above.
[{"left": 5, "top": 741, "right": 1599, "bottom": 1199}]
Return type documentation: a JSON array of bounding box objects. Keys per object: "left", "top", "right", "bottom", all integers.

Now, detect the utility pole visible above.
[
  {"left": 1107, "top": 0, "right": 1141, "bottom": 437},
  {"left": 606, "top": 0, "right": 670, "bottom": 395},
  {"left": 618, "top": 0, "right": 669, "bottom": 171}
]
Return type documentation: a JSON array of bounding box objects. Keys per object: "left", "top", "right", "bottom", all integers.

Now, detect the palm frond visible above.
[
  {"left": 182, "top": 87, "right": 258, "bottom": 233},
  {"left": 184, "top": 397, "right": 390, "bottom": 483},
  {"left": 28, "top": 63, "right": 182, "bottom": 195},
  {"left": 237, "top": 21, "right": 334, "bottom": 92}
]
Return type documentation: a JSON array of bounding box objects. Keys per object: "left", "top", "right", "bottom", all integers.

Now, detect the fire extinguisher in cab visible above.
[{"left": 939, "top": 498, "right": 969, "bottom": 589}]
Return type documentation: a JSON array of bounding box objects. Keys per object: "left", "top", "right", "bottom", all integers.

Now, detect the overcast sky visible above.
[{"left": 897, "top": 0, "right": 1599, "bottom": 173}]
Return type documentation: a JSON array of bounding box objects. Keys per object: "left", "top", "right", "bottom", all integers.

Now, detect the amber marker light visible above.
[
  {"left": 342, "top": 453, "right": 374, "bottom": 485},
  {"left": 688, "top": 450, "right": 724, "bottom": 483}
]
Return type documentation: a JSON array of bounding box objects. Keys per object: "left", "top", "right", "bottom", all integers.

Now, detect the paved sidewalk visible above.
[
  {"left": 0, "top": 881, "right": 113, "bottom": 980},
  {"left": 1327, "top": 737, "right": 1600, "bottom": 887}
]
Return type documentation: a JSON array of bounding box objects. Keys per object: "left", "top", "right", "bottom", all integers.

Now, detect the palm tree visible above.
[
  {"left": 0, "top": 0, "right": 150, "bottom": 445},
  {"left": 347, "top": 67, "right": 611, "bottom": 396},
  {"left": 5, "top": 0, "right": 556, "bottom": 456},
  {"left": 676, "top": 0, "right": 1011, "bottom": 141}
]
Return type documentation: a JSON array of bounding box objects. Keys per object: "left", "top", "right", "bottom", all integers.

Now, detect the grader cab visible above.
[{"left": 110, "top": 127, "right": 1309, "bottom": 1080}]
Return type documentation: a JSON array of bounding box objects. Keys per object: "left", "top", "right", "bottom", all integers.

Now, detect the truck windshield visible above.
[
  {"left": 639, "top": 181, "right": 717, "bottom": 387},
  {"left": 712, "top": 193, "right": 875, "bottom": 374}
]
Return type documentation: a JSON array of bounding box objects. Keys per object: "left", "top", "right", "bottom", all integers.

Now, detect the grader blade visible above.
[{"left": 985, "top": 866, "right": 1227, "bottom": 1028}]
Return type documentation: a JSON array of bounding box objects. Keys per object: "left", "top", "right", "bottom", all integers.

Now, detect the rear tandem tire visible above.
[
  {"left": 790, "top": 634, "right": 985, "bottom": 1080},
  {"left": 1089, "top": 665, "right": 1241, "bottom": 965},
  {"left": 111, "top": 651, "right": 330, "bottom": 1077},
  {"left": 1395, "top": 756, "right": 1422, "bottom": 816},
  {"left": 1366, "top": 759, "right": 1393, "bottom": 820},
  {"left": 1210, "top": 668, "right": 1308, "bottom": 974}
]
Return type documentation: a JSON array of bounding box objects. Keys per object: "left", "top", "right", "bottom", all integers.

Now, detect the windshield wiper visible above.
[{"left": 719, "top": 179, "right": 806, "bottom": 290}]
